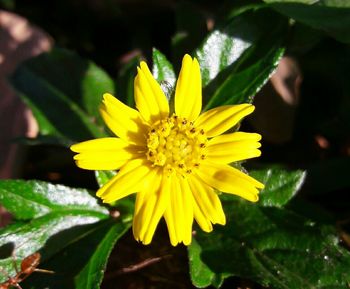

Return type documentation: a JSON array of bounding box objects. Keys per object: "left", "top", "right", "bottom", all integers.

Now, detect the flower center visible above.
[{"left": 146, "top": 114, "right": 207, "bottom": 175}]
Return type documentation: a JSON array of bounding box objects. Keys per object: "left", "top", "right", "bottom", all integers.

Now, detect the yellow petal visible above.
[
  {"left": 206, "top": 132, "right": 262, "bottom": 163},
  {"left": 195, "top": 104, "right": 255, "bottom": 137},
  {"left": 133, "top": 190, "right": 146, "bottom": 241},
  {"left": 134, "top": 62, "right": 169, "bottom": 123},
  {"left": 96, "top": 159, "right": 152, "bottom": 203},
  {"left": 164, "top": 206, "right": 178, "bottom": 246},
  {"left": 160, "top": 174, "right": 195, "bottom": 246},
  {"left": 132, "top": 168, "right": 163, "bottom": 242},
  {"left": 175, "top": 55, "right": 202, "bottom": 121},
  {"left": 100, "top": 93, "right": 148, "bottom": 145},
  {"left": 178, "top": 176, "right": 194, "bottom": 245},
  {"left": 70, "top": 137, "right": 128, "bottom": 152},
  {"left": 71, "top": 138, "right": 144, "bottom": 170},
  {"left": 141, "top": 175, "right": 171, "bottom": 245},
  {"left": 171, "top": 174, "right": 184, "bottom": 242},
  {"left": 192, "top": 200, "right": 213, "bottom": 233},
  {"left": 188, "top": 175, "right": 226, "bottom": 226},
  {"left": 196, "top": 161, "right": 264, "bottom": 202},
  {"left": 164, "top": 173, "right": 187, "bottom": 246},
  {"left": 164, "top": 174, "right": 179, "bottom": 246}
]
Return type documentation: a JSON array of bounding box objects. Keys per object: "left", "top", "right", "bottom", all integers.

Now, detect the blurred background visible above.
[{"left": 0, "top": 0, "right": 349, "bottom": 288}]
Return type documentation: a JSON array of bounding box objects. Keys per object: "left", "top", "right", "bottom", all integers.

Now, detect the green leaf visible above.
[
  {"left": 263, "top": 0, "right": 350, "bottom": 44},
  {"left": 152, "top": 48, "right": 176, "bottom": 100},
  {"left": 23, "top": 219, "right": 131, "bottom": 289},
  {"left": 194, "top": 9, "right": 287, "bottom": 110},
  {"left": 189, "top": 238, "right": 229, "bottom": 288},
  {"left": 74, "top": 220, "right": 130, "bottom": 289},
  {"left": 219, "top": 0, "right": 267, "bottom": 22},
  {"left": 205, "top": 46, "right": 284, "bottom": 109},
  {"left": 0, "top": 179, "right": 108, "bottom": 220},
  {"left": 189, "top": 201, "right": 350, "bottom": 288},
  {"left": 250, "top": 168, "right": 306, "bottom": 207},
  {"left": 0, "top": 211, "right": 107, "bottom": 283},
  {"left": 116, "top": 54, "right": 141, "bottom": 108},
  {"left": 95, "top": 170, "right": 117, "bottom": 187},
  {"left": 75, "top": 219, "right": 126, "bottom": 289},
  {"left": 0, "top": 179, "right": 130, "bottom": 287},
  {"left": 10, "top": 48, "right": 114, "bottom": 144}
]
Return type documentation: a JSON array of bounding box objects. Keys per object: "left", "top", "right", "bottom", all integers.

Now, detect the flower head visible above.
[{"left": 71, "top": 54, "right": 264, "bottom": 246}]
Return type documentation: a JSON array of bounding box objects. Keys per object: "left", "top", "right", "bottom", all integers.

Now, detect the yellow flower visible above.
[{"left": 71, "top": 54, "right": 264, "bottom": 246}]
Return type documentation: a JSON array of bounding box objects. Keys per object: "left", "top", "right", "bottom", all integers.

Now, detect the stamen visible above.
[{"left": 146, "top": 114, "right": 207, "bottom": 176}]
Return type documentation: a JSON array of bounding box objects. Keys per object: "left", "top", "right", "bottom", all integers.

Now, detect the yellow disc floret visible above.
[{"left": 146, "top": 114, "right": 207, "bottom": 175}]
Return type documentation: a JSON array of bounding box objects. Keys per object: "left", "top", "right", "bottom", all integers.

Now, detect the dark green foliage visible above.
[
  {"left": 2, "top": 1, "right": 350, "bottom": 288},
  {"left": 194, "top": 9, "right": 287, "bottom": 110},
  {"left": 10, "top": 49, "right": 114, "bottom": 145},
  {"left": 189, "top": 200, "right": 350, "bottom": 289}
]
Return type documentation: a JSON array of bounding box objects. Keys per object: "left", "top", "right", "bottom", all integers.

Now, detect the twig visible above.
[{"left": 104, "top": 254, "right": 172, "bottom": 280}]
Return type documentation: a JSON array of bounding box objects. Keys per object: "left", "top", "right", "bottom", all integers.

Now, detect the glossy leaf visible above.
[
  {"left": 189, "top": 200, "right": 350, "bottom": 288},
  {"left": 95, "top": 170, "right": 117, "bottom": 187},
  {"left": 0, "top": 211, "right": 106, "bottom": 283},
  {"left": 1, "top": 220, "right": 131, "bottom": 289},
  {"left": 10, "top": 48, "right": 113, "bottom": 144},
  {"left": 264, "top": 0, "right": 350, "bottom": 43},
  {"left": 16, "top": 219, "right": 131, "bottom": 289},
  {"left": 0, "top": 179, "right": 108, "bottom": 220},
  {"left": 194, "top": 9, "right": 287, "bottom": 110},
  {"left": 250, "top": 168, "right": 306, "bottom": 207},
  {"left": 152, "top": 49, "right": 176, "bottom": 102}
]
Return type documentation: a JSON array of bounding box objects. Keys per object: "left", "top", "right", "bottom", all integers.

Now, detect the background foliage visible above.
[{"left": 0, "top": 0, "right": 350, "bottom": 288}]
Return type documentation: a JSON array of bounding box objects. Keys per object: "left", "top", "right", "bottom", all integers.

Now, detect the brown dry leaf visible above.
[{"left": 0, "top": 10, "right": 53, "bottom": 180}]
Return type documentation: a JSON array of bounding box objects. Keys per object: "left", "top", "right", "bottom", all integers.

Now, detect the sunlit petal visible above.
[
  {"left": 195, "top": 104, "right": 255, "bottom": 137},
  {"left": 71, "top": 55, "right": 265, "bottom": 247},
  {"left": 178, "top": 176, "right": 194, "bottom": 245},
  {"left": 175, "top": 55, "right": 202, "bottom": 121},
  {"left": 196, "top": 161, "right": 264, "bottom": 202},
  {"left": 96, "top": 159, "right": 152, "bottom": 203},
  {"left": 192, "top": 200, "right": 213, "bottom": 233},
  {"left": 71, "top": 138, "right": 144, "bottom": 170},
  {"left": 188, "top": 175, "right": 226, "bottom": 226},
  {"left": 206, "top": 132, "right": 262, "bottom": 163},
  {"left": 100, "top": 93, "right": 148, "bottom": 145},
  {"left": 164, "top": 207, "right": 178, "bottom": 246},
  {"left": 141, "top": 175, "right": 171, "bottom": 244},
  {"left": 133, "top": 168, "right": 163, "bottom": 242},
  {"left": 134, "top": 62, "right": 169, "bottom": 123},
  {"left": 164, "top": 174, "right": 179, "bottom": 246}
]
